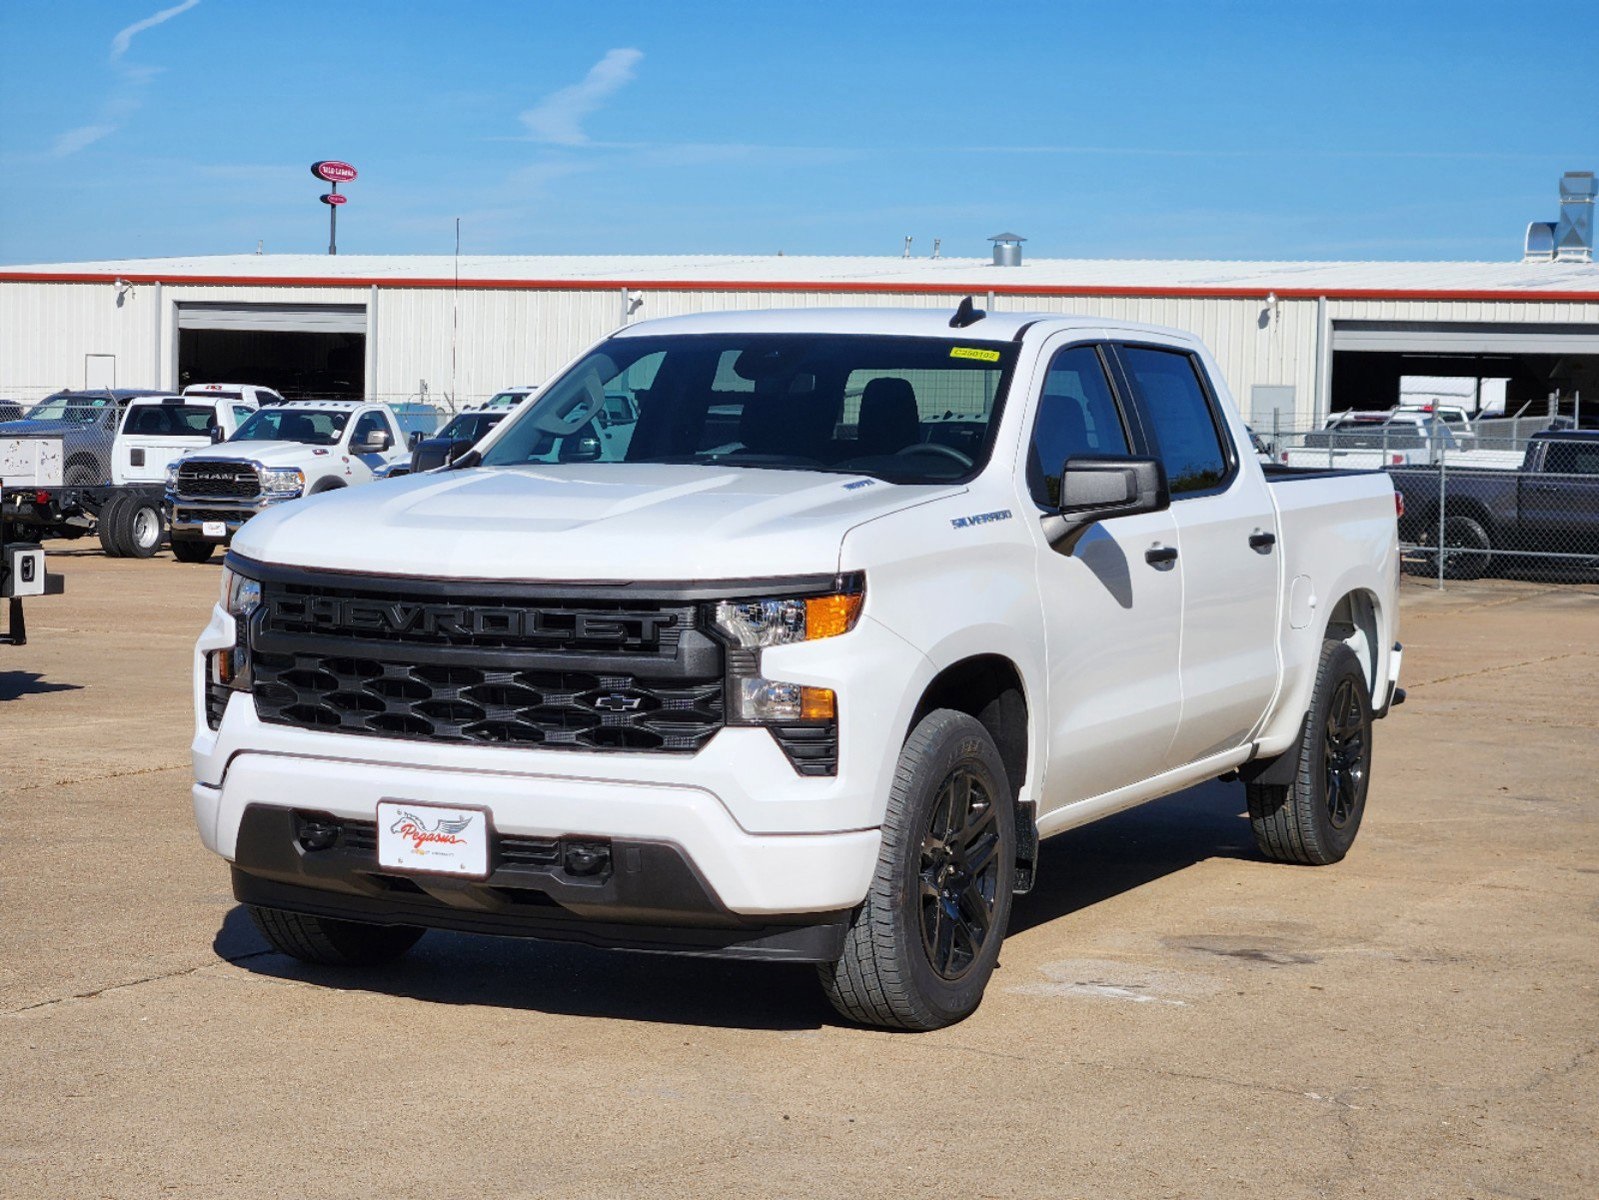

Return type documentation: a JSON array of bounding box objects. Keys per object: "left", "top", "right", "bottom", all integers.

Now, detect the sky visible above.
[{"left": 0, "top": 0, "right": 1595, "bottom": 266}]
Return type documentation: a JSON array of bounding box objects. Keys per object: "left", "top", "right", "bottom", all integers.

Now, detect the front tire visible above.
[
  {"left": 247, "top": 905, "right": 424, "bottom": 966},
  {"left": 820, "top": 709, "right": 1016, "bottom": 1030},
  {"left": 170, "top": 537, "right": 215, "bottom": 564},
  {"left": 1247, "top": 640, "right": 1374, "bottom": 865}
]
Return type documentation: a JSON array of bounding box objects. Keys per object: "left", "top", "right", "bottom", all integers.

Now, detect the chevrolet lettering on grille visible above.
[{"left": 265, "top": 595, "right": 676, "bottom": 648}]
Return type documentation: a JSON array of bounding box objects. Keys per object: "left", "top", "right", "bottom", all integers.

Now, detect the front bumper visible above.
[
  {"left": 167, "top": 493, "right": 290, "bottom": 540},
  {"left": 224, "top": 803, "right": 853, "bottom": 961}
]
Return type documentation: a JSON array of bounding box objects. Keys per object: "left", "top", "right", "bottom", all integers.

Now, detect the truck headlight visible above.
[
  {"left": 714, "top": 578, "right": 857, "bottom": 775},
  {"left": 261, "top": 467, "right": 304, "bottom": 497},
  {"left": 165, "top": 462, "right": 180, "bottom": 490},
  {"left": 712, "top": 576, "right": 865, "bottom": 648},
  {"left": 219, "top": 565, "right": 262, "bottom": 619},
  {"left": 209, "top": 565, "right": 261, "bottom": 710}
]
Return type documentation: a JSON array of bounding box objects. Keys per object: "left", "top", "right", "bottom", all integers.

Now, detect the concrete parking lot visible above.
[{"left": 2, "top": 550, "right": 1595, "bottom": 1199}]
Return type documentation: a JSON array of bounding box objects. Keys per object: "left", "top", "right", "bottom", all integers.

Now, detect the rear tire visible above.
[
  {"left": 1247, "top": 640, "right": 1373, "bottom": 866},
  {"left": 96, "top": 494, "right": 130, "bottom": 557},
  {"left": 247, "top": 905, "right": 424, "bottom": 966},
  {"left": 121, "top": 497, "right": 165, "bottom": 558},
  {"left": 170, "top": 537, "right": 215, "bottom": 564},
  {"left": 820, "top": 709, "right": 1016, "bottom": 1030},
  {"left": 1414, "top": 514, "right": 1492, "bottom": 580}
]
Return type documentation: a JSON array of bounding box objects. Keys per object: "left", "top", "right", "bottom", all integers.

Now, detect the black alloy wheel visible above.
[
  {"left": 1323, "top": 676, "right": 1368, "bottom": 830},
  {"left": 919, "top": 765, "right": 1003, "bottom": 981}
]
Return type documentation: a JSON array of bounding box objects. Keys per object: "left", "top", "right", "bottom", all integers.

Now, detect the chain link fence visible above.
[{"left": 1259, "top": 417, "right": 1599, "bottom": 588}]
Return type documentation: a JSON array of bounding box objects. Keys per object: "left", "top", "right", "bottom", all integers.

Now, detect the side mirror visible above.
[
  {"left": 1057, "top": 456, "right": 1169, "bottom": 522},
  {"left": 559, "top": 433, "right": 603, "bottom": 463},
  {"left": 210, "top": 426, "right": 225, "bottom": 443},
  {"left": 357, "top": 430, "right": 392, "bottom": 453},
  {"left": 408, "top": 430, "right": 423, "bottom": 450},
  {"left": 445, "top": 440, "right": 472, "bottom": 463}
]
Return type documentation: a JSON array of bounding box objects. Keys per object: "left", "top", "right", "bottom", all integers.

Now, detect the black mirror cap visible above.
[
  {"left": 1058, "top": 456, "right": 1170, "bottom": 521},
  {"left": 408, "top": 430, "right": 423, "bottom": 450},
  {"left": 210, "top": 426, "right": 225, "bottom": 443}
]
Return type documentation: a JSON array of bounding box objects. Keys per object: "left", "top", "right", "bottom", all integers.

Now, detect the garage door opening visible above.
[
  {"left": 1330, "top": 321, "right": 1599, "bottom": 426},
  {"left": 176, "top": 302, "right": 366, "bottom": 399}
]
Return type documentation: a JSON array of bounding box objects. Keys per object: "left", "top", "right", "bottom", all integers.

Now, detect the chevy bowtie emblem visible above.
[{"left": 594, "top": 693, "right": 642, "bottom": 712}]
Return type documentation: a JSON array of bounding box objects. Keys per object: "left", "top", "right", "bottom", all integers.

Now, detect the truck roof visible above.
[
  {"left": 1528, "top": 428, "right": 1599, "bottom": 442},
  {"left": 610, "top": 306, "right": 1201, "bottom": 345}
]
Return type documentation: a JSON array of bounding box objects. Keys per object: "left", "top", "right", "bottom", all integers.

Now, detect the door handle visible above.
[
  {"left": 1249, "top": 530, "right": 1277, "bottom": 552},
  {"left": 1145, "top": 544, "right": 1178, "bottom": 567}
]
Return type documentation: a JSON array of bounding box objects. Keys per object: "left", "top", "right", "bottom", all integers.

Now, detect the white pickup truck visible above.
[
  {"left": 166, "top": 400, "right": 410, "bottom": 563},
  {"left": 191, "top": 307, "right": 1403, "bottom": 1029}
]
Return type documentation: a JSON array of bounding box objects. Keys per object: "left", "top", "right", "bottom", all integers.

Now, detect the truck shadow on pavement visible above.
[
  {"left": 0, "top": 671, "right": 83, "bottom": 701},
  {"left": 213, "top": 779, "right": 1257, "bottom": 1031}
]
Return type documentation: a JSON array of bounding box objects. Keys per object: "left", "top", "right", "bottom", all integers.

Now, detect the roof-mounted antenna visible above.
[{"left": 949, "top": 295, "right": 986, "bottom": 328}]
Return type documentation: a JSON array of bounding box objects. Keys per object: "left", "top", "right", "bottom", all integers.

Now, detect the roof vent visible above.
[
  {"left": 1554, "top": 171, "right": 1595, "bottom": 263},
  {"left": 989, "top": 232, "right": 1026, "bottom": 267}
]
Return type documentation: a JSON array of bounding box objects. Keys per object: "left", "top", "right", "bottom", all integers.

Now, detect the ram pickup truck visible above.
[
  {"left": 192, "top": 307, "right": 1403, "bottom": 1029},
  {"left": 166, "top": 399, "right": 410, "bottom": 563},
  {"left": 1392, "top": 429, "right": 1599, "bottom": 578}
]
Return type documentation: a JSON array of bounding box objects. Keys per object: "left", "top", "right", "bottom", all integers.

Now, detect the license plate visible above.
[
  {"left": 376, "top": 800, "right": 491, "bottom": 878},
  {"left": 201, "top": 520, "right": 226, "bottom": 539}
]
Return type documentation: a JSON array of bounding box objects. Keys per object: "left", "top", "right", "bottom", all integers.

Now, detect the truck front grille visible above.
[
  {"left": 252, "top": 651, "right": 724, "bottom": 751},
  {"left": 177, "top": 461, "right": 259, "bottom": 498},
  {"left": 247, "top": 573, "right": 728, "bottom": 754}
]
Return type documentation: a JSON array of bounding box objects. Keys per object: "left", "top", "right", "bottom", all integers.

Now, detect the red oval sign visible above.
[
  {"left": 320, "top": 192, "right": 348, "bottom": 206},
  {"left": 311, "top": 160, "right": 357, "bottom": 183}
]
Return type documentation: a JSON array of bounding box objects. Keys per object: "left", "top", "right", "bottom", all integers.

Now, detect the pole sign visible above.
[
  {"left": 310, "top": 160, "right": 356, "bottom": 254},
  {"left": 311, "top": 160, "right": 358, "bottom": 184}
]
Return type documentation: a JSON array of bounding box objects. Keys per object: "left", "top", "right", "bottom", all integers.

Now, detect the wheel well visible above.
[
  {"left": 310, "top": 477, "right": 346, "bottom": 493},
  {"left": 909, "top": 655, "right": 1028, "bottom": 798},
  {"left": 1419, "top": 497, "right": 1495, "bottom": 540},
  {"left": 1324, "top": 590, "right": 1380, "bottom": 695}
]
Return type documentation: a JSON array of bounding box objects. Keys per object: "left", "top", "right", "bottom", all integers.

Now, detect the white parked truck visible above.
[
  {"left": 191, "top": 306, "right": 1404, "bottom": 1029},
  {"left": 166, "top": 399, "right": 411, "bottom": 563}
]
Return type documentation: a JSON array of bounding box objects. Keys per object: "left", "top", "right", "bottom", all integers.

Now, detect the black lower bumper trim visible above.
[{"left": 230, "top": 804, "right": 850, "bottom": 963}]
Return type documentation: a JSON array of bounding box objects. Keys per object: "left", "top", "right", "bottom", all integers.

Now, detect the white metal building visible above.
[{"left": 2, "top": 251, "right": 1596, "bottom": 429}]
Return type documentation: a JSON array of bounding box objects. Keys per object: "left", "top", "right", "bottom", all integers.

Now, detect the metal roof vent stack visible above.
[
  {"left": 1554, "top": 171, "right": 1596, "bottom": 263},
  {"left": 989, "top": 232, "right": 1026, "bottom": 266}
]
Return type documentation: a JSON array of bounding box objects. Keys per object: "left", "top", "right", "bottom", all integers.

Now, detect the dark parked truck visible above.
[{"left": 1392, "top": 430, "right": 1599, "bottom": 578}]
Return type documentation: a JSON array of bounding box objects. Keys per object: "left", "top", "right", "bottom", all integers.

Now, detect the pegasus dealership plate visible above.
[{"left": 376, "top": 800, "right": 491, "bottom": 878}]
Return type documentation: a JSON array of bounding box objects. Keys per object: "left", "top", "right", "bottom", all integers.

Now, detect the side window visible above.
[
  {"left": 233, "top": 405, "right": 254, "bottom": 426},
  {"left": 1026, "top": 345, "right": 1130, "bottom": 508},
  {"left": 352, "top": 411, "right": 386, "bottom": 446},
  {"left": 1119, "top": 347, "right": 1230, "bottom": 496},
  {"left": 1543, "top": 442, "right": 1599, "bottom": 475}
]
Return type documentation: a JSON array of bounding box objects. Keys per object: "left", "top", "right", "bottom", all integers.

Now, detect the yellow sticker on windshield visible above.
[{"left": 950, "top": 346, "right": 1001, "bottom": 363}]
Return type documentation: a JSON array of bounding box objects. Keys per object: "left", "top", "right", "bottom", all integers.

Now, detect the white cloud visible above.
[
  {"left": 520, "top": 48, "right": 643, "bottom": 146},
  {"left": 110, "top": 0, "right": 201, "bottom": 62},
  {"left": 47, "top": 0, "right": 202, "bottom": 157}
]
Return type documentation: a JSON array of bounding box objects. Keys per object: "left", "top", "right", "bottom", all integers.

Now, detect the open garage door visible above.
[
  {"left": 1330, "top": 320, "right": 1599, "bottom": 424},
  {"left": 177, "top": 302, "right": 366, "bottom": 399}
]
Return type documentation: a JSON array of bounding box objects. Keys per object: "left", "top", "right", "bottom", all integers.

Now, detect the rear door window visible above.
[{"left": 1118, "top": 347, "right": 1231, "bottom": 496}]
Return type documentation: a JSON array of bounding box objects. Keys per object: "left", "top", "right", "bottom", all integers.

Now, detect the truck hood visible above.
[
  {"left": 196, "top": 442, "right": 338, "bottom": 467},
  {"left": 231, "top": 463, "right": 960, "bottom": 582}
]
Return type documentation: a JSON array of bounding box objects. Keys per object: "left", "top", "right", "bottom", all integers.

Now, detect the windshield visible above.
[
  {"left": 482, "top": 391, "right": 531, "bottom": 409},
  {"left": 440, "top": 412, "right": 506, "bottom": 441},
  {"left": 232, "top": 408, "right": 349, "bottom": 445},
  {"left": 24, "top": 393, "right": 118, "bottom": 423},
  {"left": 478, "top": 333, "right": 1019, "bottom": 483}
]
